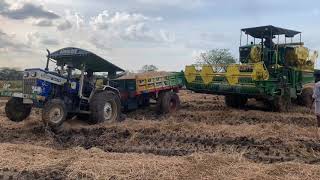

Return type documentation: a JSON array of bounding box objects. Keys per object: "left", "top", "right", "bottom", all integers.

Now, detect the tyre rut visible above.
[{"left": 51, "top": 126, "right": 320, "bottom": 164}]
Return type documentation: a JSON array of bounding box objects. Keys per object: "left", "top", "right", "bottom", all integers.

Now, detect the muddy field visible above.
[{"left": 1, "top": 91, "right": 320, "bottom": 179}]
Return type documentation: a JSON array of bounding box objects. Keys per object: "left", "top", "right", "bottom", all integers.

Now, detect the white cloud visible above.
[
  {"left": 89, "top": 10, "right": 171, "bottom": 43},
  {"left": 27, "top": 32, "right": 60, "bottom": 47},
  {"left": 0, "top": 0, "right": 60, "bottom": 20},
  {"left": 57, "top": 19, "right": 72, "bottom": 31},
  {"left": 32, "top": 19, "right": 53, "bottom": 26},
  {"left": 74, "top": 12, "right": 85, "bottom": 29},
  {"left": 60, "top": 10, "right": 85, "bottom": 29},
  {"left": 90, "top": 10, "right": 162, "bottom": 30},
  {"left": 89, "top": 35, "right": 112, "bottom": 50},
  {"left": 0, "top": 29, "right": 29, "bottom": 52},
  {"left": 136, "top": 0, "right": 208, "bottom": 8},
  {"left": 0, "top": 2, "right": 181, "bottom": 71}
]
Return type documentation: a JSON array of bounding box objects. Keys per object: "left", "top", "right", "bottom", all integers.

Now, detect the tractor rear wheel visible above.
[
  {"left": 89, "top": 91, "right": 121, "bottom": 124},
  {"left": 5, "top": 97, "right": 32, "bottom": 122},
  {"left": 157, "top": 91, "right": 180, "bottom": 114},
  {"left": 298, "top": 87, "right": 313, "bottom": 108},
  {"left": 42, "top": 99, "right": 67, "bottom": 131}
]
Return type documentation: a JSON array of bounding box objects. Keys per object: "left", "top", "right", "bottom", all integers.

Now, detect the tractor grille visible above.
[{"left": 23, "top": 79, "right": 37, "bottom": 94}]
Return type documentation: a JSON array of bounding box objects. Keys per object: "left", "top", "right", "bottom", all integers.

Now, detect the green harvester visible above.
[{"left": 185, "top": 25, "right": 318, "bottom": 111}]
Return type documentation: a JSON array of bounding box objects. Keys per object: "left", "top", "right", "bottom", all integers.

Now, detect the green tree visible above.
[
  {"left": 139, "top": 65, "right": 158, "bottom": 73},
  {"left": 196, "top": 49, "right": 236, "bottom": 72}
]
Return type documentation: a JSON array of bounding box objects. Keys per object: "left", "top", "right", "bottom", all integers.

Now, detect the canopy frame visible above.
[{"left": 48, "top": 47, "right": 125, "bottom": 73}]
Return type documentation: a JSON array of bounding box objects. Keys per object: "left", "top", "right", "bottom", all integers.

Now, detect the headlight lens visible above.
[
  {"left": 31, "top": 72, "right": 37, "bottom": 77},
  {"left": 23, "top": 72, "right": 29, "bottom": 78},
  {"left": 32, "top": 86, "right": 42, "bottom": 94}
]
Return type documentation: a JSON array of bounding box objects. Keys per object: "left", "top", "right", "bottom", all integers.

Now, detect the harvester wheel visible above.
[
  {"left": 89, "top": 91, "right": 121, "bottom": 124},
  {"left": 298, "top": 87, "right": 313, "bottom": 108},
  {"left": 42, "top": 99, "right": 67, "bottom": 131},
  {"left": 225, "top": 95, "right": 247, "bottom": 108},
  {"left": 5, "top": 97, "right": 32, "bottom": 122},
  {"left": 270, "top": 95, "right": 291, "bottom": 112},
  {"left": 237, "top": 96, "right": 248, "bottom": 107},
  {"left": 225, "top": 95, "right": 236, "bottom": 107},
  {"left": 158, "top": 91, "right": 180, "bottom": 114}
]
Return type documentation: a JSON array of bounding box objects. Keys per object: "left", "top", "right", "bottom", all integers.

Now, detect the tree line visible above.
[
  {"left": 0, "top": 49, "right": 236, "bottom": 80},
  {"left": 139, "top": 48, "right": 236, "bottom": 73},
  {"left": 0, "top": 68, "right": 23, "bottom": 81}
]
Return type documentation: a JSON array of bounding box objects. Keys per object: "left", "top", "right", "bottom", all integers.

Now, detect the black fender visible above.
[
  {"left": 103, "top": 86, "right": 120, "bottom": 96},
  {"left": 92, "top": 85, "right": 121, "bottom": 99}
]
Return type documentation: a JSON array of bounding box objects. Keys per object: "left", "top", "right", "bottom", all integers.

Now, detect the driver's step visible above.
[{"left": 79, "top": 99, "right": 90, "bottom": 111}]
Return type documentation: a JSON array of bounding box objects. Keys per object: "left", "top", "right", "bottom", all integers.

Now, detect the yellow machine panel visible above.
[
  {"left": 226, "top": 65, "right": 240, "bottom": 85},
  {"left": 185, "top": 66, "right": 197, "bottom": 83},
  {"left": 286, "top": 46, "right": 309, "bottom": 66},
  {"left": 200, "top": 65, "right": 215, "bottom": 85},
  {"left": 252, "top": 63, "right": 269, "bottom": 81},
  {"left": 184, "top": 62, "right": 270, "bottom": 85},
  {"left": 250, "top": 46, "right": 262, "bottom": 63}
]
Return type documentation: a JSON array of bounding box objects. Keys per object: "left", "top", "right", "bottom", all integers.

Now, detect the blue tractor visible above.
[{"left": 2, "top": 47, "right": 125, "bottom": 131}]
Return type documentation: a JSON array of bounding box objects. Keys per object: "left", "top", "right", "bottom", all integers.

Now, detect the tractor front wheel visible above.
[
  {"left": 42, "top": 99, "right": 67, "bottom": 131},
  {"left": 5, "top": 97, "right": 32, "bottom": 122},
  {"left": 89, "top": 91, "right": 121, "bottom": 124}
]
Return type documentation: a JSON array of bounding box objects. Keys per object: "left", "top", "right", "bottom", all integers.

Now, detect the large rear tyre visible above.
[
  {"left": 5, "top": 97, "right": 32, "bottom": 122},
  {"left": 89, "top": 91, "right": 121, "bottom": 124},
  {"left": 42, "top": 99, "right": 67, "bottom": 131},
  {"left": 157, "top": 91, "right": 180, "bottom": 114},
  {"left": 298, "top": 87, "right": 313, "bottom": 108}
]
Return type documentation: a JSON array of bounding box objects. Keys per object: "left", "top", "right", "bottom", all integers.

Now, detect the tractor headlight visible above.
[
  {"left": 23, "top": 72, "right": 29, "bottom": 78},
  {"left": 32, "top": 86, "right": 42, "bottom": 94},
  {"left": 31, "top": 72, "right": 37, "bottom": 77}
]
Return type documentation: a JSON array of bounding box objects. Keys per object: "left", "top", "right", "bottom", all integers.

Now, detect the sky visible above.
[{"left": 0, "top": 0, "right": 320, "bottom": 71}]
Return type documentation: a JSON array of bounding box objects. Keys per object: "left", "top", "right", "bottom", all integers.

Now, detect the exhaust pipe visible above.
[{"left": 45, "top": 49, "right": 50, "bottom": 71}]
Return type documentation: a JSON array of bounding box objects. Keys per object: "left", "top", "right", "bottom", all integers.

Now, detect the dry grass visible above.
[
  {"left": 0, "top": 143, "right": 320, "bottom": 180},
  {"left": 0, "top": 90, "right": 320, "bottom": 179}
]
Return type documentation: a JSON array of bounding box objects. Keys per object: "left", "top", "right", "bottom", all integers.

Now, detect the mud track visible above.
[
  {"left": 1, "top": 122, "right": 320, "bottom": 164},
  {"left": 1, "top": 90, "right": 320, "bottom": 179},
  {"left": 52, "top": 126, "right": 320, "bottom": 164}
]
